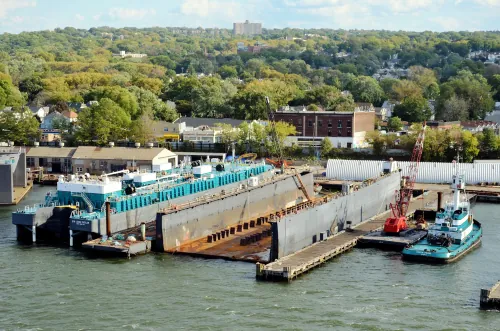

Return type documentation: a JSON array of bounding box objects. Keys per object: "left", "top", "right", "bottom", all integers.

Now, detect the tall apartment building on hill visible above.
[{"left": 233, "top": 20, "right": 262, "bottom": 36}]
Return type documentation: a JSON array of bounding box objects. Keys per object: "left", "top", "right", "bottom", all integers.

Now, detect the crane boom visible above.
[
  {"left": 265, "top": 96, "right": 310, "bottom": 201},
  {"left": 385, "top": 122, "right": 426, "bottom": 234}
]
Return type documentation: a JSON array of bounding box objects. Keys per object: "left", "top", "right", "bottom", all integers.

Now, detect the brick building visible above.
[{"left": 273, "top": 109, "right": 375, "bottom": 148}]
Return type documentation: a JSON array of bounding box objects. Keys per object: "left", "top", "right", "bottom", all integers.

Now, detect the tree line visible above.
[{"left": 0, "top": 27, "right": 499, "bottom": 145}]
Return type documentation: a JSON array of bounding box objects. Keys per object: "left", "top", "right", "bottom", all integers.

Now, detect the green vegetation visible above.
[
  {"left": 0, "top": 27, "right": 499, "bottom": 145},
  {"left": 363, "top": 125, "right": 497, "bottom": 162}
]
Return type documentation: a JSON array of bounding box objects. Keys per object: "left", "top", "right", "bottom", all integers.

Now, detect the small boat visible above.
[{"left": 402, "top": 167, "right": 482, "bottom": 263}]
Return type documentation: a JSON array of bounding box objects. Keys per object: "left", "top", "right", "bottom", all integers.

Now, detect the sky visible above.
[{"left": 0, "top": 0, "right": 499, "bottom": 34}]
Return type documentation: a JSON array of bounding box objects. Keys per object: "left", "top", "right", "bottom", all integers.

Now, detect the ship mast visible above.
[{"left": 451, "top": 147, "right": 463, "bottom": 209}]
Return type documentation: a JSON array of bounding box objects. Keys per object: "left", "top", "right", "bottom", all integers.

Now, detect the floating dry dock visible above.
[
  {"left": 480, "top": 280, "right": 500, "bottom": 310},
  {"left": 258, "top": 189, "right": 443, "bottom": 281}
]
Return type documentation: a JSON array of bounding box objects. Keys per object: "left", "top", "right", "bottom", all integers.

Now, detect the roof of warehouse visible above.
[
  {"left": 176, "top": 117, "right": 248, "bottom": 128},
  {"left": 72, "top": 146, "right": 176, "bottom": 161},
  {"left": 26, "top": 147, "right": 77, "bottom": 158}
]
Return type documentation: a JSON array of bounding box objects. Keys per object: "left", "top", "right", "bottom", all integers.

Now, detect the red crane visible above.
[{"left": 383, "top": 123, "right": 426, "bottom": 234}]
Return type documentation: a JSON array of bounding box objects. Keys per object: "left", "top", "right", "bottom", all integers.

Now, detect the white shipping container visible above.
[
  {"left": 152, "top": 163, "right": 172, "bottom": 172},
  {"left": 133, "top": 172, "right": 157, "bottom": 183},
  {"left": 193, "top": 165, "right": 212, "bottom": 175}
]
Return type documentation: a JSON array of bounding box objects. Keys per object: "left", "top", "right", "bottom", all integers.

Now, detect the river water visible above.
[{"left": 0, "top": 185, "right": 498, "bottom": 331}]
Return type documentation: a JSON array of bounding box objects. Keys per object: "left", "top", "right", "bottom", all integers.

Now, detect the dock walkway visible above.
[
  {"left": 480, "top": 281, "right": 500, "bottom": 310},
  {"left": 258, "top": 191, "right": 440, "bottom": 281}
]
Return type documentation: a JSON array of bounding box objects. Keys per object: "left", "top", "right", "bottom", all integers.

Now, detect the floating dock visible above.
[
  {"left": 480, "top": 280, "right": 500, "bottom": 310},
  {"left": 81, "top": 221, "right": 156, "bottom": 257},
  {"left": 357, "top": 229, "right": 427, "bottom": 250},
  {"left": 257, "top": 215, "right": 387, "bottom": 281}
]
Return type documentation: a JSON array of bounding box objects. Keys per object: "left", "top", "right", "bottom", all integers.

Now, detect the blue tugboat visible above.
[{"left": 402, "top": 166, "right": 482, "bottom": 263}]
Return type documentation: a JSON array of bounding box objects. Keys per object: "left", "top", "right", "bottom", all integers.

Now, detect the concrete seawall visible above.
[
  {"left": 156, "top": 172, "right": 314, "bottom": 252},
  {"left": 272, "top": 171, "right": 400, "bottom": 259}
]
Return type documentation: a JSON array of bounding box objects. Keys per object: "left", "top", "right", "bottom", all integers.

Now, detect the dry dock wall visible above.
[
  {"left": 272, "top": 172, "right": 400, "bottom": 259},
  {"left": 156, "top": 172, "right": 314, "bottom": 252}
]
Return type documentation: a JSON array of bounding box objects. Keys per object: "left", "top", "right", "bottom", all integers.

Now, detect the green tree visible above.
[
  {"left": 129, "top": 86, "right": 178, "bottom": 121},
  {"left": 191, "top": 77, "right": 237, "bottom": 118},
  {"left": 163, "top": 76, "right": 202, "bottom": 116},
  {"left": 408, "top": 66, "right": 437, "bottom": 89},
  {"left": 440, "top": 95, "right": 469, "bottom": 121},
  {"left": 392, "top": 80, "right": 423, "bottom": 101},
  {"left": 0, "top": 107, "right": 40, "bottom": 144},
  {"left": 86, "top": 86, "right": 139, "bottom": 119},
  {"left": 459, "top": 130, "right": 480, "bottom": 162},
  {"left": 393, "top": 95, "right": 432, "bottom": 122},
  {"left": 387, "top": 116, "right": 403, "bottom": 131},
  {"left": 298, "top": 85, "right": 341, "bottom": 110},
  {"left": 320, "top": 137, "right": 333, "bottom": 158},
  {"left": 350, "top": 76, "right": 384, "bottom": 105},
  {"left": 424, "top": 82, "right": 440, "bottom": 100},
  {"left": 379, "top": 78, "right": 399, "bottom": 99},
  {"left": 365, "top": 130, "right": 386, "bottom": 155},
  {"left": 265, "top": 121, "right": 296, "bottom": 156},
  {"left": 328, "top": 95, "right": 356, "bottom": 112},
  {"left": 438, "top": 70, "right": 494, "bottom": 119},
  {"left": 217, "top": 123, "right": 239, "bottom": 146},
  {"left": 217, "top": 65, "right": 238, "bottom": 79},
  {"left": 19, "top": 76, "right": 43, "bottom": 102},
  {"left": 130, "top": 113, "right": 155, "bottom": 144},
  {"left": 477, "top": 128, "right": 499, "bottom": 158},
  {"left": 75, "top": 98, "right": 131, "bottom": 144},
  {"left": 0, "top": 79, "right": 25, "bottom": 109},
  {"left": 233, "top": 79, "right": 297, "bottom": 120}
]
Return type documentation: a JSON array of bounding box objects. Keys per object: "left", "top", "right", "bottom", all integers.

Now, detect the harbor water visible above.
[{"left": 1, "top": 186, "right": 499, "bottom": 331}]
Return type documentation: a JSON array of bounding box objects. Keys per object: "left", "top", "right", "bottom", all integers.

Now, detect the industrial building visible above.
[
  {"left": 273, "top": 108, "right": 376, "bottom": 148},
  {"left": 71, "top": 146, "right": 177, "bottom": 174},
  {"left": 25, "top": 145, "right": 178, "bottom": 174},
  {"left": 26, "top": 146, "right": 76, "bottom": 173}
]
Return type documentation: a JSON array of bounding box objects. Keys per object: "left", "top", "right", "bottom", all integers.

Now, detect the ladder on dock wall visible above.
[{"left": 71, "top": 192, "right": 94, "bottom": 213}]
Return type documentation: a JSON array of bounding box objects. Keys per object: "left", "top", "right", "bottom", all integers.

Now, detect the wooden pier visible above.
[
  {"left": 480, "top": 281, "right": 500, "bottom": 310},
  {"left": 258, "top": 191, "right": 442, "bottom": 282}
]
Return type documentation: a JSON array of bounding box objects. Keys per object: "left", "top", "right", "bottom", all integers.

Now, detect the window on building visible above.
[
  {"left": 39, "top": 158, "right": 46, "bottom": 167},
  {"left": 337, "top": 142, "right": 342, "bottom": 148},
  {"left": 347, "top": 120, "right": 352, "bottom": 128},
  {"left": 318, "top": 120, "right": 323, "bottom": 127},
  {"left": 76, "top": 167, "right": 83, "bottom": 172},
  {"left": 328, "top": 130, "right": 332, "bottom": 136},
  {"left": 338, "top": 120, "right": 342, "bottom": 128},
  {"left": 27, "top": 157, "right": 35, "bottom": 167},
  {"left": 328, "top": 120, "right": 332, "bottom": 128},
  {"left": 338, "top": 130, "right": 342, "bottom": 136},
  {"left": 163, "top": 128, "right": 169, "bottom": 132},
  {"left": 347, "top": 130, "right": 352, "bottom": 136},
  {"left": 298, "top": 119, "right": 302, "bottom": 125},
  {"left": 347, "top": 143, "right": 352, "bottom": 148},
  {"left": 308, "top": 120, "right": 313, "bottom": 127}
]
